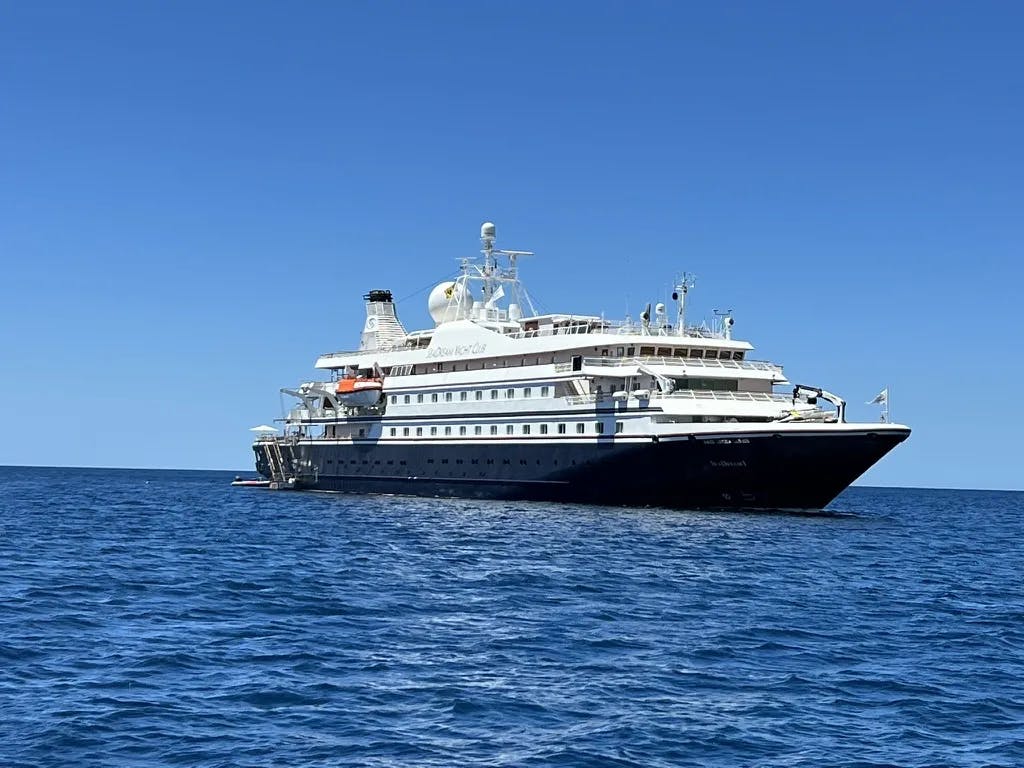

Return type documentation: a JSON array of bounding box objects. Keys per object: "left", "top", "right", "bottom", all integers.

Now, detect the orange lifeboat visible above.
[{"left": 335, "top": 377, "right": 384, "bottom": 406}]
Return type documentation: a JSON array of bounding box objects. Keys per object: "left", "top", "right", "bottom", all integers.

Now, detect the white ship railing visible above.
[
  {"left": 565, "top": 390, "right": 792, "bottom": 407},
  {"left": 666, "top": 390, "right": 792, "bottom": 403},
  {"left": 555, "top": 356, "right": 782, "bottom": 373},
  {"left": 506, "top": 320, "right": 727, "bottom": 340}
]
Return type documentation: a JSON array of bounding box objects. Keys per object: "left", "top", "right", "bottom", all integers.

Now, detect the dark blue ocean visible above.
[{"left": 1, "top": 467, "right": 1022, "bottom": 767}]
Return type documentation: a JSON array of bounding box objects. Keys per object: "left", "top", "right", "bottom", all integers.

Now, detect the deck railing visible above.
[{"left": 555, "top": 356, "right": 782, "bottom": 374}]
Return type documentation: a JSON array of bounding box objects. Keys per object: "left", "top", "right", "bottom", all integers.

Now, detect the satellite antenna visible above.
[{"left": 713, "top": 308, "right": 734, "bottom": 340}]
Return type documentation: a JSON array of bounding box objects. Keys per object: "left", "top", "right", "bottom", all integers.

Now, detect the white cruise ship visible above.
[{"left": 252, "top": 223, "right": 909, "bottom": 509}]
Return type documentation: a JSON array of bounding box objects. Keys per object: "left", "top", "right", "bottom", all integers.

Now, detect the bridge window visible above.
[{"left": 674, "top": 377, "right": 739, "bottom": 392}]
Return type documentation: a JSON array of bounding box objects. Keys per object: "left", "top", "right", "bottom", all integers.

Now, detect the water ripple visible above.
[{"left": 1, "top": 466, "right": 1022, "bottom": 767}]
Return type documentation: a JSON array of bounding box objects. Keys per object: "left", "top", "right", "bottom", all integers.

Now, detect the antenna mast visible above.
[
  {"left": 673, "top": 273, "right": 696, "bottom": 336},
  {"left": 480, "top": 221, "right": 496, "bottom": 301}
]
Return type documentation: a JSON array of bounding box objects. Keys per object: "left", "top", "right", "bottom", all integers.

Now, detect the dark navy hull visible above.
[{"left": 256, "top": 427, "right": 909, "bottom": 510}]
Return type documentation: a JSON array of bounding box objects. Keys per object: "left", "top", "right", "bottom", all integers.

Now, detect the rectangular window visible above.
[
  {"left": 358, "top": 428, "right": 365, "bottom": 437},
  {"left": 475, "top": 391, "right": 483, "bottom": 400},
  {"left": 595, "top": 422, "right": 604, "bottom": 434},
  {"left": 430, "top": 426, "right": 437, "bottom": 436},
  {"left": 540, "top": 424, "right": 548, "bottom": 435},
  {"left": 416, "top": 427, "right": 423, "bottom": 436},
  {"left": 417, "top": 394, "right": 423, "bottom": 403},
  {"left": 390, "top": 428, "right": 396, "bottom": 436},
  {"left": 616, "top": 347, "right": 624, "bottom": 357},
  {"left": 576, "top": 423, "right": 585, "bottom": 434},
  {"left": 404, "top": 395, "right": 410, "bottom": 403},
  {"left": 558, "top": 423, "right": 566, "bottom": 434},
  {"left": 432, "top": 393, "right": 438, "bottom": 402},
  {"left": 403, "top": 427, "right": 410, "bottom": 436},
  {"left": 459, "top": 426, "right": 467, "bottom": 436},
  {"left": 522, "top": 424, "right": 531, "bottom": 435},
  {"left": 506, "top": 425, "right": 514, "bottom": 435},
  {"left": 491, "top": 390, "right": 499, "bottom": 399},
  {"left": 444, "top": 426, "right": 452, "bottom": 436},
  {"left": 460, "top": 391, "right": 468, "bottom": 401},
  {"left": 445, "top": 392, "right": 453, "bottom": 402},
  {"left": 523, "top": 387, "right": 532, "bottom": 398},
  {"left": 490, "top": 425, "right": 498, "bottom": 435},
  {"left": 540, "top": 386, "right": 549, "bottom": 397},
  {"left": 506, "top": 389, "right": 515, "bottom": 399},
  {"left": 474, "top": 426, "right": 482, "bottom": 435},
  {"left": 390, "top": 395, "right": 397, "bottom": 404},
  {"left": 615, "top": 421, "right": 624, "bottom": 434}
]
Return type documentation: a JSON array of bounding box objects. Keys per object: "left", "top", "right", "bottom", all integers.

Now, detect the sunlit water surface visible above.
[{"left": 1, "top": 466, "right": 1021, "bottom": 767}]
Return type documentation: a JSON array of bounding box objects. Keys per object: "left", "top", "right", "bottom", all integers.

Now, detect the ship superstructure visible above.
[{"left": 253, "top": 223, "right": 909, "bottom": 509}]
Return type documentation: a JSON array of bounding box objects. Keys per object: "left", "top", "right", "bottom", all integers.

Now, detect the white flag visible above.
[
  {"left": 867, "top": 388, "right": 888, "bottom": 405},
  {"left": 485, "top": 284, "right": 505, "bottom": 308}
]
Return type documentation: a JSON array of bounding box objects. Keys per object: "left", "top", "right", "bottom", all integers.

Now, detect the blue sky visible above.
[{"left": 2, "top": 2, "right": 1021, "bottom": 489}]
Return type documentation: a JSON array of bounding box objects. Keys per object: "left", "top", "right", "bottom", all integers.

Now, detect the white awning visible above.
[{"left": 249, "top": 424, "right": 279, "bottom": 433}]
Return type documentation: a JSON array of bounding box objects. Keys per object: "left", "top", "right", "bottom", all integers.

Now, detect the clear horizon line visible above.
[{"left": 0, "top": 463, "right": 1020, "bottom": 494}]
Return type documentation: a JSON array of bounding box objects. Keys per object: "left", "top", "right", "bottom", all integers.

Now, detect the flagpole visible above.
[{"left": 886, "top": 384, "right": 891, "bottom": 424}]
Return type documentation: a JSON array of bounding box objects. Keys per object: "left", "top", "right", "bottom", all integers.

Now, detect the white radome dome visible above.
[{"left": 428, "top": 281, "right": 470, "bottom": 324}]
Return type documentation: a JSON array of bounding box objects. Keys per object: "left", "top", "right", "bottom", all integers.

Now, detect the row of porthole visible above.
[
  {"left": 321, "top": 457, "right": 580, "bottom": 467},
  {"left": 390, "top": 385, "right": 551, "bottom": 406},
  {"left": 387, "top": 422, "right": 625, "bottom": 437}
]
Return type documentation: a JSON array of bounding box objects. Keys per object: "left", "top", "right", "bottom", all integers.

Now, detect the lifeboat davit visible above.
[{"left": 335, "top": 377, "right": 384, "bottom": 407}]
